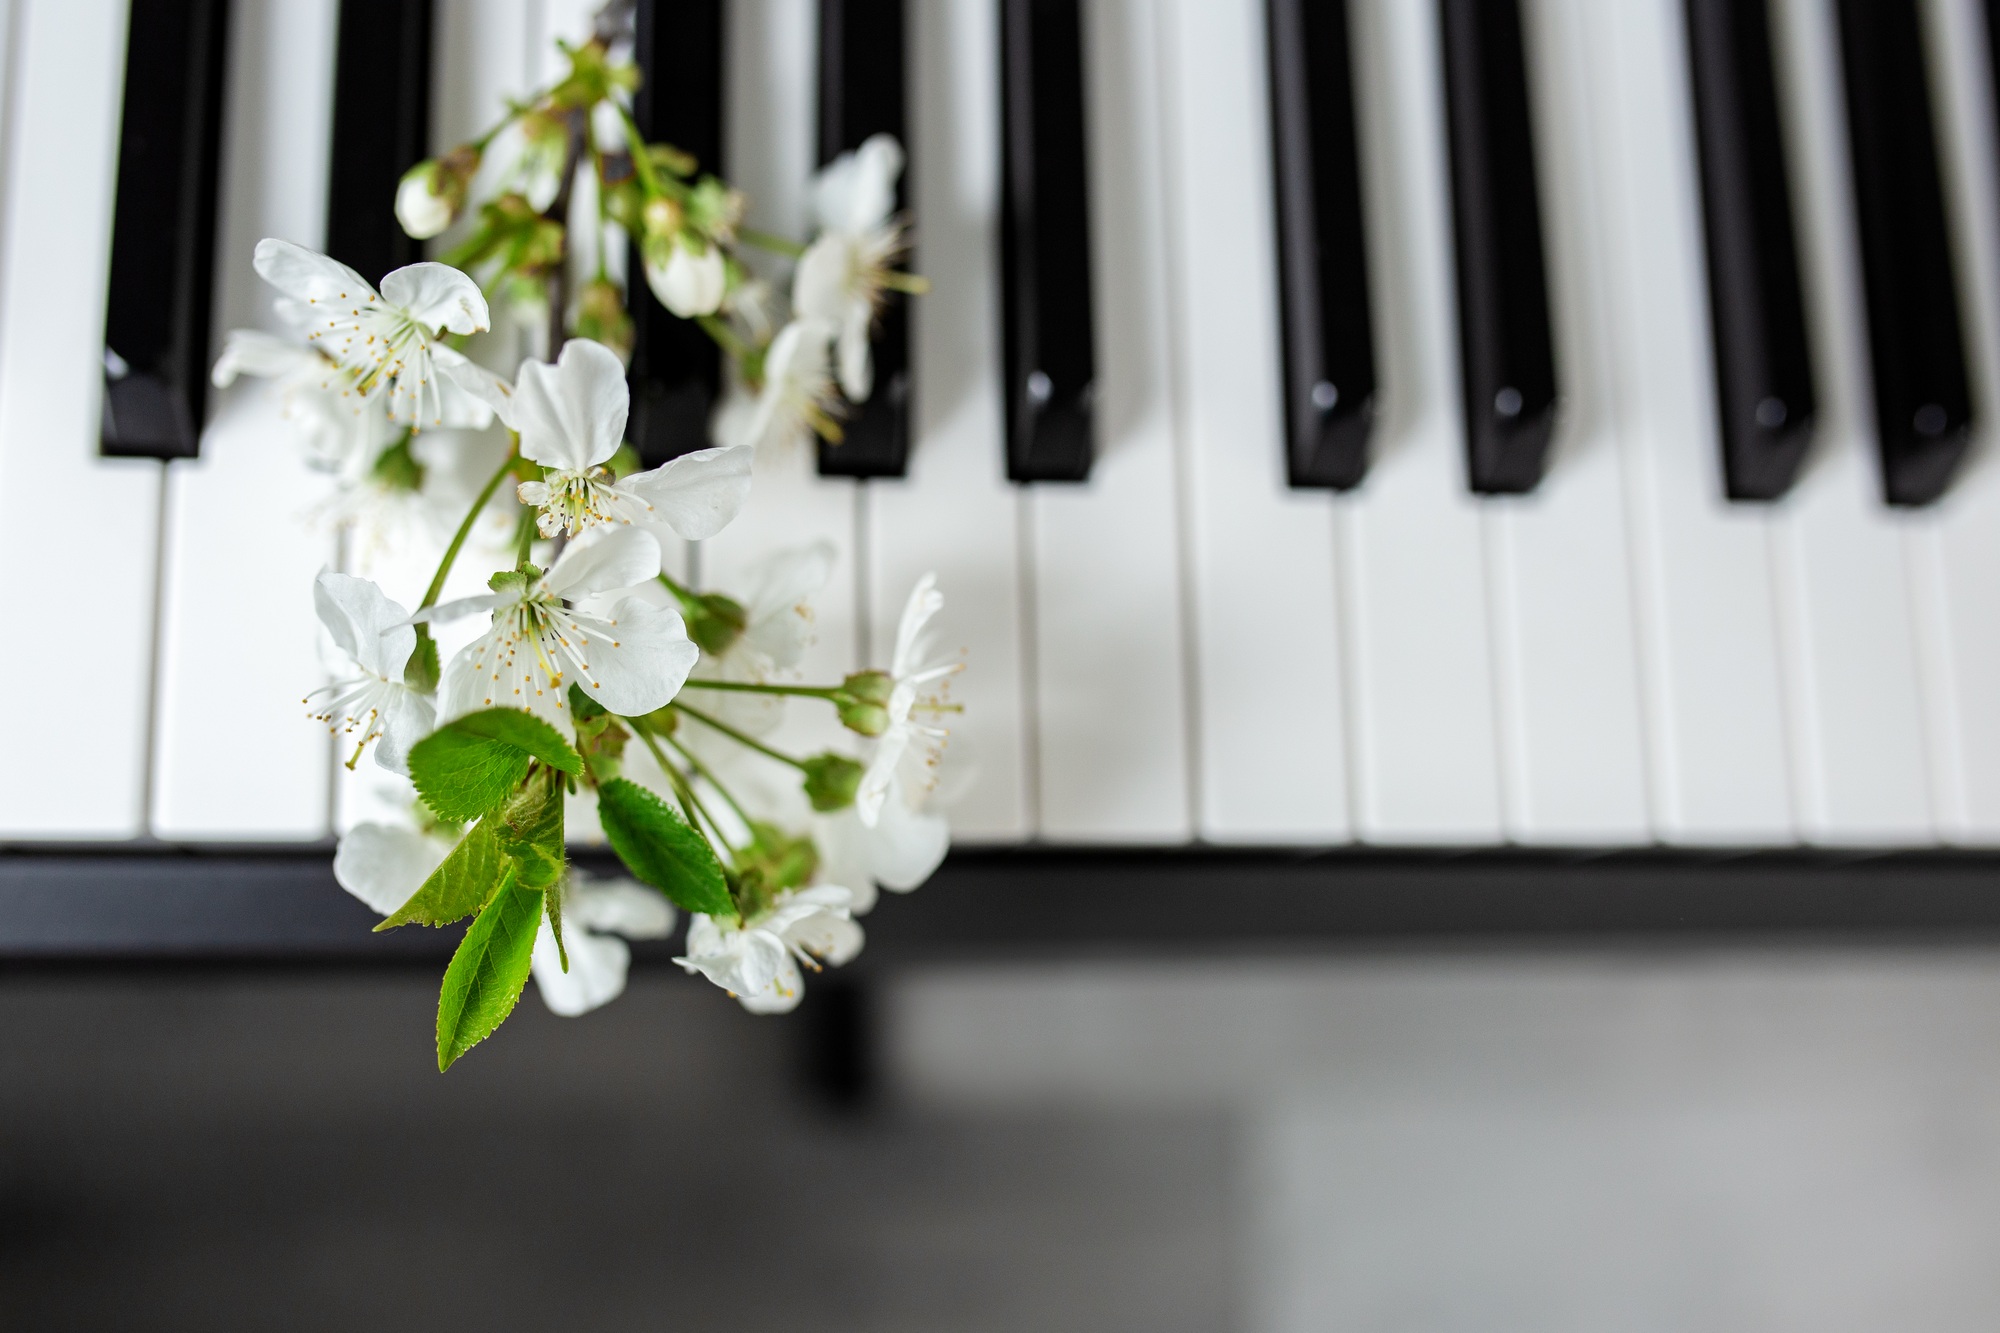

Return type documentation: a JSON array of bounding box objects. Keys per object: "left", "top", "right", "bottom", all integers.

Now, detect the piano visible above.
[{"left": 6, "top": 0, "right": 2000, "bottom": 958}]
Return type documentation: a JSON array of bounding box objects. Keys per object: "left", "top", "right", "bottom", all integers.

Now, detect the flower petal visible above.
[
  {"left": 379, "top": 261, "right": 490, "bottom": 334},
  {"left": 254, "top": 238, "right": 375, "bottom": 306},
  {"left": 623, "top": 444, "right": 754, "bottom": 540},
  {"left": 564, "top": 599, "right": 698, "bottom": 717},
  {"left": 373, "top": 684, "right": 437, "bottom": 776},
  {"left": 333, "top": 823, "right": 447, "bottom": 916},
  {"left": 837, "top": 301, "right": 874, "bottom": 401},
  {"left": 511, "top": 338, "right": 629, "bottom": 470},
  {"left": 211, "top": 329, "right": 319, "bottom": 388},
  {"left": 531, "top": 916, "right": 631, "bottom": 1016},
  {"left": 890, "top": 573, "right": 943, "bottom": 677},
  {"left": 430, "top": 345, "right": 498, "bottom": 428},
  {"left": 544, "top": 523, "right": 663, "bottom": 600},
  {"left": 438, "top": 352, "right": 518, "bottom": 428},
  {"left": 812, "top": 132, "right": 903, "bottom": 234},
  {"left": 314, "top": 571, "right": 415, "bottom": 681}
]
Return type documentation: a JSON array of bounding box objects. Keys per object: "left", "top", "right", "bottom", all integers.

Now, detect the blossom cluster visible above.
[{"left": 215, "top": 16, "right": 948, "bottom": 1070}]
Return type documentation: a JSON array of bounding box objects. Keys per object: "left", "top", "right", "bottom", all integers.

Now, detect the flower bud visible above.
[
  {"left": 842, "top": 670, "right": 894, "bottom": 705},
  {"left": 395, "top": 146, "right": 479, "bottom": 240},
  {"left": 645, "top": 239, "right": 726, "bottom": 317},
  {"left": 800, "top": 753, "right": 864, "bottom": 812},
  {"left": 685, "top": 592, "right": 747, "bottom": 657},
  {"left": 642, "top": 195, "right": 683, "bottom": 240}
]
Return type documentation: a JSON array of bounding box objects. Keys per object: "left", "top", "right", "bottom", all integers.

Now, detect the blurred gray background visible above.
[{"left": 7, "top": 946, "right": 2000, "bottom": 1329}]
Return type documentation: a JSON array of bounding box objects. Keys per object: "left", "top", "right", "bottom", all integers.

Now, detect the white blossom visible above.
[
  {"left": 306, "top": 571, "right": 436, "bottom": 774},
  {"left": 818, "top": 774, "right": 949, "bottom": 913},
  {"left": 432, "top": 524, "right": 698, "bottom": 730},
  {"left": 252, "top": 238, "right": 490, "bottom": 427},
  {"left": 395, "top": 166, "right": 455, "bottom": 240},
  {"left": 856, "top": 573, "right": 961, "bottom": 826},
  {"left": 692, "top": 541, "right": 834, "bottom": 738},
  {"left": 796, "top": 134, "right": 909, "bottom": 401},
  {"left": 531, "top": 870, "right": 677, "bottom": 1017},
  {"left": 676, "top": 885, "right": 862, "bottom": 1014},
  {"left": 445, "top": 338, "right": 752, "bottom": 540},
  {"left": 645, "top": 240, "right": 727, "bottom": 318},
  {"left": 716, "top": 319, "right": 841, "bottom": 454}
]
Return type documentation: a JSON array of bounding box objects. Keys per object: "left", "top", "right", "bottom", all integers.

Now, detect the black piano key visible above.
[
  {"left": 1437, "top": 0, "right": 1558, "bottom": 495},
  {"left": 1266, "top": 0, "right": 1376, "bottom": 490},
  {"left": 327, "top": 0, "right": 434, "bottom": 285},
  {"left": 1000, "top": 0, "right": 1095, "bottom": 484},
  {"left": 100, "top": 0, "right": 232, "bottom": 460},
  {"left": 815, "top": 0, "right": 910, "bottom": 479},
  {"left": 1834, "top": 0, "right": 1973, "bottom": 506},
  {"left": 1685, "top": 0, "right": 1816, "bottom": 502},
  {"left": 628, "top": 0, "right": 725, "bottom": 466}
]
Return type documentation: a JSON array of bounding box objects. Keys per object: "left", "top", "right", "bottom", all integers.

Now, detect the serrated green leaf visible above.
[
  {"left": 450, "top": 709, "right": 583, "bottom": 776},
  {"left": 496, "top": 767, "right": 566, "bottom": 889},
  {"left": 407, "top": 729, "right": 531, "bottom": 823},
  {"left": 436, "top": 867, "right": 544, "bottom": 1071},
  {"left": 597, "top": 777, "right": 732, "bottom": 916},
  {"left": 406, "top": 708, "right": 584, "bottom": 822},
  {"left": 376, "top": 818, "right": 506, "bottom": 931}
]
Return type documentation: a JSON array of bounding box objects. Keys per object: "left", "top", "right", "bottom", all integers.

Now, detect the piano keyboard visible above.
[{"left": 5, "top": 0, "right": 2000, "bottom": 850}]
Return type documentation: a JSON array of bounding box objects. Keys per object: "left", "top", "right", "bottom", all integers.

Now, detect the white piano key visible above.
[
  {"left": 149, "top": 0, "right": 341, "bottom": 841},
  {"left": 1917, "top": 0, "right": 2000, "bottom": 841},
  {"left": 698, "top": 0, "right": 861, "bottom": 771},
  {"left": 863, "top": 0, "right": 1032, "bottom": 841},
  {"left": 0, "top": 0, "right": 161, "bottom": 839},
  {"left": 1339, "top": 0, "right": 1503, "bottom": 843},
  {"left": 1023, "top": 0, "right": 1192, "bottom": 843},
  {"left": 1759, "top": 0, "right": 1937, "bottom": 844},
  {"left": 1154, "top": 0, "right": 1347, "bottom": 842},
  {"left": 1481, "top": 0, "right": 1651, "bottom": 843},
  {"left": 1591, "top": 0, "right": 1796, "bottom": 842}
]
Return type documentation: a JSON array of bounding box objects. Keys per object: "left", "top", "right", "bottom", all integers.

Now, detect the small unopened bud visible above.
[
  {"left": 395, "top": 146, "right": 479, "bottom": 240},
  {"left": 686, "top": 592, "right": 748, "bottom": 657},
  {"left": 645, "top": 239, "right": 726, "bottom": 317},
  {"left": 801, "top": 753, "right": 865, "bottom": 812},
  {"left": 642, "top": 195, "right": 683, "bottom": 240}
]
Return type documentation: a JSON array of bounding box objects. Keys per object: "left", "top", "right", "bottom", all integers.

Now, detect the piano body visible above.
[{"left": 4, "top": 0, "right": 2000, "bottom": 954}]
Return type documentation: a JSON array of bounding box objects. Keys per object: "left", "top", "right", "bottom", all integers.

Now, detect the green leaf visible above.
[
  {"left": 376, "top": 818, "right": 506, "bottom": 931},
  {"left": 597, "top": 777, "right": 732, "bottom": 916},
  {"left": 436, "top": 867, "right": 544, "bottom": 1071},
  {"left": 448, "top": 709, "right": 584, "bottom": 776},
  {"left": 406, "top": 708, "right": 583, "bottom": 822},
  {"left": 495, "top": 767, "right": 566, "bottom": 890}
]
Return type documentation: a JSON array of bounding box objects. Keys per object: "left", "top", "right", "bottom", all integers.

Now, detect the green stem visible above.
[
  {"left": 695, "top": 314, "right": 750, "bottom": 362},
  {"left": 678, "top": 678, "right": 842, "bottom": 700},
  {"left": 672, "top": 701, "right": 808, "bottom": 772},
  {"left": 421, "top": 446, "right": 517, "bottom": 610},
  {"left": 664, "top": 732, "right": 755, "bottom": 828},
  {"left": 513, "top": 507, "right": 539, "bottom": 567},
  {"left": 737, "top": 227, "right": 806, "bottom": 258},
  {"left": 656, "top": 572, "right": 704, "bottom": 616},
  {"left": 636, "top": 726, "right": 707, "bottom": 834},
  {"left": 616, "top": 104, "right": 670, "bottom": 198}
]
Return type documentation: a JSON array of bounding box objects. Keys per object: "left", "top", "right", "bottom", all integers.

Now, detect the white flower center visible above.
[
  {"left": 301, "top": 291, "right": 440, "bottom": 424},
  {"left": 522, "top": 467, "right": 652, "bottom": 538},
  {"left": 463, "top": 584, "right": 625, "bottom": 710}
]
